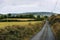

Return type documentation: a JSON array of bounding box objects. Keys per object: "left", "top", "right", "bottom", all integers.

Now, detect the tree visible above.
[
  {"left": 44, "top": 16, "right": 48, "bottom": 18},
  {"left": 29, "top": 14, "right": 34, "bottom": 18},
  {"left": 36, "top": 15, "right": 40, "bottom": 20},
  {"left": 3, "top": 15, "right": 7, "bottom": 18},
  {"left": 49, "top": 14, "right": 56, "bottom": 24},
  {"left": 0, "top": 15, "right": 4, "bottom": 19},
  {"left": 8, "top": 14, "right": 11, "bottom": 18},
  {"left": 37, "top": 15, "right": 40, "bottom": 19},
  {"left": 44, "top": 16, "right": 48, "bottom": 20}
]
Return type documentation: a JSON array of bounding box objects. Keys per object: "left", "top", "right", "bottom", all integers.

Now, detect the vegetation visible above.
[
  {"left": 0, "top": 21, "right": 44, "bottom": 40},
  {"left": 0, "top": 21, "right": 44, "bottom": 28},
  {"left": 0, "top": 12, "right": 49, "bottom": 40},
  {"left": 0, "top": 14, "right": 46, "bottom": 22},
  {"left": 0, "top": 14, "right": 35, "bottom": 19},
  {"left": 49, "top": 14, "right": 60, "bottom": 40}
]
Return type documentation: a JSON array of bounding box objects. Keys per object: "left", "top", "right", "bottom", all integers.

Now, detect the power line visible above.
[{"left": 52, "top": 0, "right": 58, "bottom": 12}]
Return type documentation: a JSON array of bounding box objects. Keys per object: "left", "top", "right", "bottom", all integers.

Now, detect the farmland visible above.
[
  {"left": 2, "top": 18, "right": 35, "bottom": 20},
  {"left": 0, "top": 13, "right": 47, "bottom": 40},
  {"left": 0, "top": 21, "right": 45, "bottom": 40},
  {"left": 0, "top": 21, "right": 44, "bottom": 28}
]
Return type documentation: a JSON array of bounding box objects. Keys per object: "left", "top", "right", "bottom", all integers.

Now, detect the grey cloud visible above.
[{"left": 0, "top": 0, "right": 60, "bottom": 13}]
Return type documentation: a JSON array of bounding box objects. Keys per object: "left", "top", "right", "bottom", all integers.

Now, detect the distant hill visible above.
[
  {"left": 1, "top": 12, "right": 56, "bottom": 16},
  {"left": 21, "top": 12, "right": 54, "bottom": 16},
  {"left": 10, "top": 12, "right": 55, "bottom": 16}
]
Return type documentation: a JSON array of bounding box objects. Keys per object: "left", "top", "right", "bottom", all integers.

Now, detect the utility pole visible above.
[{"left": 52, "top": 0, "right": 58, "bottom": 13}]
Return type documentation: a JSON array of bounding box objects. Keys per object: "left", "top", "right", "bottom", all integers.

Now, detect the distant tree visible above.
[
  {"left": 3, "top": 15, "right": 7, "bottom": 18},
  {"left": 49, "top": 14, "right": 56, "bottom": 24},
  {"left": 8, "top": 14, "right": 11, "bottom": 18},
  {"left": 19, "top": 14, "right": 35, "bottom": 18},
  {"left": 50, "top": 14, "right": 56, "bottom": 21},
  {"left": 44, "top": 16, "right": 48, "bottom": 20},
  {"left": 0, "top": 15, "right": 4, "bottom": 19},
  {"left": 20, "top": 15, "right": 23, "bottom": 18},
  {"left": 36, "top": 15, "right": 40, "bottom": 20},
  {"left": 29, "top": 14, "right": 34, "bottom": 18},
  {"left": 44, "top": 16, "right": 48, "bottom": 18},
  {"left": 37, "top": 15, "right": 40, "bottom": 19}
]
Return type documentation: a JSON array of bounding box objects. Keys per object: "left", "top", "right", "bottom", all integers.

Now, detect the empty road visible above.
[{"left": 31, "top": 21, "right": 55, "bottom": 40}]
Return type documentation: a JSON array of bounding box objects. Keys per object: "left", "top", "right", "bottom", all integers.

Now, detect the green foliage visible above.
[
  {"left": 35, "top": 15, "right": 44, "bottom": 21},
  {"left": 0, "top": 15, "right": 4, "bottom": 19},
  {"left": 8, "top": 14, "right": 11, "bottom": 17},
  {"left": 0, "top": 14, "right": 45, "bottom": 21},
  {"left": 44, "top": 16, "right": 48, "bottom": 19},
  {"left": 0, "top": 14, "right": 35, "bottom": 18},
  {"left": 17, "top": 14, "right": 35, "bottom": 18},
  {"left": 37, "top": 15, "right": 40, "bottom": 19}
]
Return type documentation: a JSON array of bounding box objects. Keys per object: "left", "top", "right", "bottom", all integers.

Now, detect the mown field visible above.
[
  {"left": 0, "top": 21, "right": 45, "bottom": 40},
  {"left": 2, "top": 18, "right": 35, "bottom": 20}
]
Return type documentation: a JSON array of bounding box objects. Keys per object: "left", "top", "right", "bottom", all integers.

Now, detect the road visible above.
[{"left": 31, "top": 21, "right": 55, "bottom": 40}]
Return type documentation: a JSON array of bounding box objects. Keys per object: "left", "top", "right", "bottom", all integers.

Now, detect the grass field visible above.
[
  {"left": 2, "top": 18, "right": 35, "bottom": 20},
  {"left": 0, "top": 21, "right": 44, "bottom": 28},
  {"left": 0, "top": 21, "right": 45, "bottom": 40}
]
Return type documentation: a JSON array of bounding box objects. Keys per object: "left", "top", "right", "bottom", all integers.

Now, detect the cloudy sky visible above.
[{"left": 0, "top": 0, "right": 60, "bottom": 14}]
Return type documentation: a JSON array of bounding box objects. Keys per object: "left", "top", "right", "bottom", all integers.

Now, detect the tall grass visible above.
[
  {"left": 0, "top": 22, "right": 44, "bottom": 40},
  {"left": 52, "top": 22, "right": 60, "bottom": 40}
]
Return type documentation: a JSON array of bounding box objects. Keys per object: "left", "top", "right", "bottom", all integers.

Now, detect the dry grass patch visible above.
[
  {"left": 0, "top": 21, "right": 44, "bottom": 28},
  {"left": 52, "top": 22, "right": 60, "bottom": 40},
  {"left": 2, "top": 18, "right": 35, "bottom": 20},
  {"left": 0, "top": 21, "right": 45, "bottom": 40}
]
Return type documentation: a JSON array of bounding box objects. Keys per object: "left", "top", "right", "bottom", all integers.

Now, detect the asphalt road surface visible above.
[{"left": 31, "top": 21, "right": 55, "bottom": 40}]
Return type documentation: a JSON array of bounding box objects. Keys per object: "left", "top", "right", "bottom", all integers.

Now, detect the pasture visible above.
[
  {"left": 0, "top": 21, "right": 44, "bottom": 28},
  {"left": 0, "top": 21, "right": 44, "bottom": 40}
]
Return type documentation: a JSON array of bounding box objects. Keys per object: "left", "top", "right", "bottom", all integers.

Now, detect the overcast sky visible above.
[{"left": 0, "top": 0, "right": 60, "bottom": 14}]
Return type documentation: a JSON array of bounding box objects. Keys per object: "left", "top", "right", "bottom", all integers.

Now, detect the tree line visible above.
[
  {"left": 0, "top": 14, "right": 35, "bottom": 19},
  {"left": 0, "top": 14, "right": 48, "bottom": 21}
]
